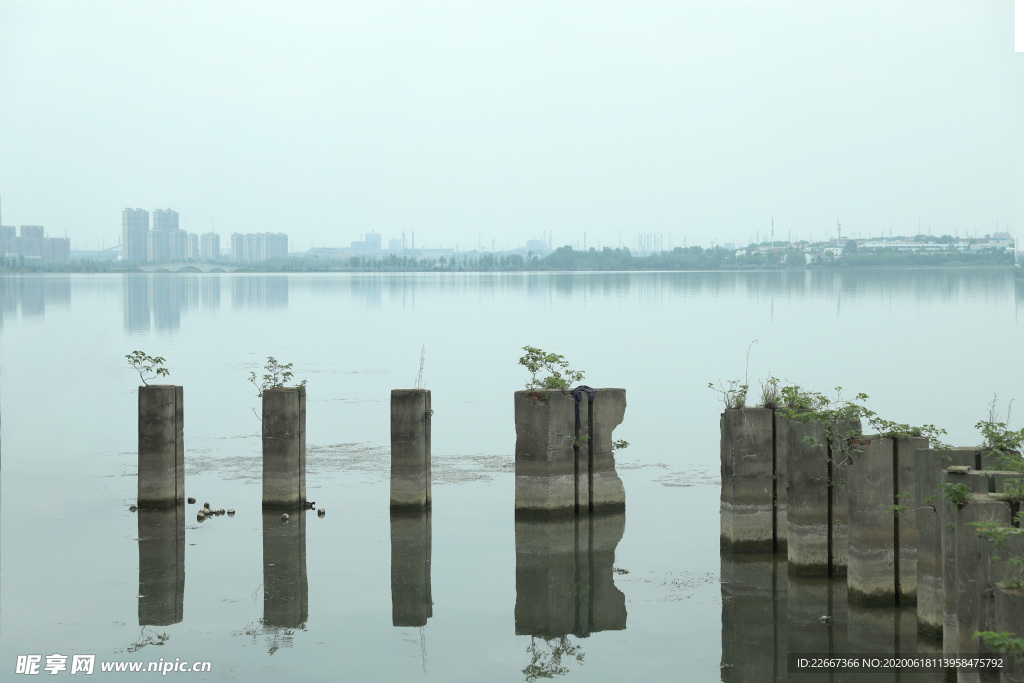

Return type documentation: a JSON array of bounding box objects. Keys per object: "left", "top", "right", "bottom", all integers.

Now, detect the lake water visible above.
[{"left": 1, "top": 269, "right": 1022, "bottom": 682}]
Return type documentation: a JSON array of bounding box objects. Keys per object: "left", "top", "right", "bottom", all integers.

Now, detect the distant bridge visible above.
[{"left": 139, "top": 263, "right": 238, "bottom": 273}]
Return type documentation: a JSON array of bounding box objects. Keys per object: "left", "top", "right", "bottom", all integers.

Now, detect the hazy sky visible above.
[{"left": 0, "top": 1, "right": 1021, "bottom": 252}]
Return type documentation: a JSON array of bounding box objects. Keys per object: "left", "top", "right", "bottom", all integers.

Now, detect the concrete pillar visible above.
[
  {"left": 773, "top": 413, "right": 790, "bottom": 554},
  {"left": 390, "top": 509, "right": 432, "bottom": 627},
  {"left": 978, "top": 528, "right": 1024, "bottom": 683},
  {"left": 954, "top": 493, "right": 1015, "bottom": 683},
  {"left": 720, "top": 554, "right": 786, "bottom": 682},
  {"left": 942, "top": 470, "right": 997, "bottom": 680},
  {"left": 514, "top": 389, "right": 626, "bottom": 516},
  {"left": 514, "top": 512, "right": 626, "bottom": 637},
  {"left": 137, "top": 505, "right": 185, "bottom": 626},
  {"left": 589, "top": 389, "right": 626, "bottom": 513},
  {"left": 915, "top": 447, "right": 976, "bottom": 639},
  {"left": 262, "top": 509, "right": 308, "bottom": 627},
  {"left": 515, "top": 391, "right": 575, "bottom": 515},
  {"left": 262, "top": 387, "right": 306, "bottom": 509},
  {"left": 786, "top": 418, "right": 860, "bottom": 576},
  {"left": 390, "top": 389, "right": 431, "bottom": 511},
  {"left": 994, "top": 585, "right": 1024, "bottom": 683},
  {"left": 847, "top": 436, "right": 928, "bottom": 606},
  {"left": 720, "top": 408, "right": 775, "bottom": 553},
  {"left": 138, "top": 385, "right": 184, "bottom": 506}
]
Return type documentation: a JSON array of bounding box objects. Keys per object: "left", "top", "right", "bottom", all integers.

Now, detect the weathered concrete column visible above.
[
  {"left": 390, "top": 509, "right": 432, "bottom": 627},
  {"left": 262, "top": 387, "right": 306, "bottom": 509},
  {"left": 786, "top": 418, "right": 860, "bottom": 576},
  {"left": 390, "top": 389, "right": 431, "bottom": 511},
  {"left": 720, "top": 408, "right": 775, "bottom": 553},
  {"left": 954, "top": 493, "right": 1015, "bottom": 683},
  {"left": 915, "top": 447, "right": 977, "bottom": 639},
  {"left": 847, "top": 435, "right": 929, "bottom": 606},
  {"left": 262, "top": 509, "right": 308, "bottom": 627},
  {"left": 515, "top": 389, "right": 626, "bottom": 515},
  {"left": 514, "top": 512, "right": 626, "bottom": 637},
  {"left": 138, "top": 385, "right": 184, "bottom": 506},
  {"left": 942, "top": 470, "right": 996, "bottom": 680},
  {"left": 994, "top": 585, "right": 1024, "bottom": 683},
  {"left": 137, "top": 505, "right": 185, "bottom": 626},
  {"left": 589, "top": 389, "right": 626, "bottom": 513},
  {"left": 773, "top": 413, "right": 790, "bottom": 554},
  {"left": 515, "top": 391, "right": 575, "bottom": 515}
]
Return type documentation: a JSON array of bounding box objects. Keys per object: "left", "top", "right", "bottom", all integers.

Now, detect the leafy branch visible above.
[{"left": 126, "top": 350, "right": 169, "bottom": 386}]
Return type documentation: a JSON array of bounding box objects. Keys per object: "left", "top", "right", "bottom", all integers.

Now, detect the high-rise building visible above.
[
  {"left": 121, "top": 208, "right": 149, "bottom": 262},
  {"left": 185, "top": 233, "right": 200, "bottom": 261},
  {"left": 200, "top": 233, "right": 220, "bottom": 261},
  {"left": 230, "top": 232, "right": 288, "bottom": 262},
  {"left": 0, "top": 225, "right": 14, "bottom": 254},
  {"left": 152, "top": 208, "right": 179, "bottom": 232}
]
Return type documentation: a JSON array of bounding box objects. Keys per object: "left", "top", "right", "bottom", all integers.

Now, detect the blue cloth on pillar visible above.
[{"left": 570, "top": 385, "right": 596, "bottom": 431}]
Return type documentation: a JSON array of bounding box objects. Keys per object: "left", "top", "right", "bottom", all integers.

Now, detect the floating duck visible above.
[
  {"left": 187, "top": 497, "right": 196, "bottom": 504},
  {"left": 317, "top": 507, "right": 326, "bottom": 517},
  {"left": 281, "top": 513, "right": 290, "bottom": 522}
]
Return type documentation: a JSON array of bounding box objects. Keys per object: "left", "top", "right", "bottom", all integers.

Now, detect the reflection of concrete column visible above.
[
  {"left": 262, "top": 510, "right": 308, "bottom": 628},
  {"left": 390, "top": 390, "right": 431, "bottom": 511},
  {"left": 390, "top": 510, "right": 432, "bottom": 627},
  {"left": 787, "top": 573, "right": 847, "bottom": 668},
  {"left": 262, "top": 388, "right": 306, "bottom": 509},
  {"left": 515, "top": 513, "right": 626, "bottom": 638},
  {"left": 720, "top": 555, "right": 786, "bottom": 682},
  {"left": 138, "top": 385, "right": 184, "bottom": 506},
  {"left": 138, "top": 505, "right": 185, "bottom": 626}
]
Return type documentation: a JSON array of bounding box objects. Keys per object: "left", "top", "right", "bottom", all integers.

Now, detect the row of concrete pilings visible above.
[
  {"left": 135, "top": 385, "right": 629, "bottom": 634},
  {"left": 720, "top": 407, "right": 1024, "bottom": 681},
  {"left": 138, "top": 385, "right": 627, "bottom": 513}
]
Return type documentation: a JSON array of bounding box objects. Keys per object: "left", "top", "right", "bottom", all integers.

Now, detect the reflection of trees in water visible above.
[
  {"left": 235, "top": 618, "right": 306, "bottom": 656},
  {"left": 125, "top": 626, "right": 169, "bottom": 653},
  {"left": 523, "top": 636, "right": 585, "bottom": 681}
]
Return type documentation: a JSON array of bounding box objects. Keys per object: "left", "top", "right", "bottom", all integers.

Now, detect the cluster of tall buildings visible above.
[
  {"left": 121, "top": 208, "right": 221, "bottom": 263},
  {"left": 229, "top": 232, "right": 288, "bottom": 262},
  {"left": 0, "top": 197, "right": 71, "bottom": 263},
  {"left": 121, "top": 207, "right": 289, "bottom": 263}
]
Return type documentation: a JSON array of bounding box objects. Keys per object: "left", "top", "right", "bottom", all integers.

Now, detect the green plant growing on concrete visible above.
[
  {"left": 971, "top": 520, "right": 1024, "bottom": 588},
  {"left": 778, "top": 386, "right": 870, "bottom": 472},
  {"left": 126, "top": 350, "right": 170, "bottom": 386},
  {"left": 759, "top": 375, "right": 781, "bottom": 409},
  {"left": 612, "top": 439, "right": 629, "bottom": 450},
  {"left": 943, "top": 482, "right": 972, "bottom": 510},
  {"left": 708, "top": 380, "right": 748, "bottom": 409},
  {"left": 519, "top": 346, "right": 585, "bottom": 394},
  {"left": 975, "top": 631, "right": 1024, "bottom": 664},
  {"left": 249, "top": 357, "right": 307, "bottom": 397}
]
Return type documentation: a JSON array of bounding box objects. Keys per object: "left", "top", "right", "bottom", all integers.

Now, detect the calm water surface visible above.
[{"left": 1, "top": 269, "right": 1022, "bottom": 682}]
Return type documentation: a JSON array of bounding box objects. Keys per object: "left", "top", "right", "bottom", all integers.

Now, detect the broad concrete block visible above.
[
  {"left": 774, "top": 413, "right": 790, "bottom": 554},
  {"left": 514, "top": 389, "right": 626, "bottom": 515},
  {"left": 138, "top": 385, "right": 184, "bottom": 506},
  {"left": 390, "top": 389, "right": 431, "bottom": 511},
  {"left": 847, "top": 436, "right": 928, "bottom": 606},
  {"left": 262, "top": 387, "right": 306, "bottom": 509},
  {"left": 786, "top": 418, "right": 860, "bottom": 576},
  {"left": 720, "top": 408, "right": 774, "bottom": 553},
  {"left": 137, "top": 505, "right": 185, "bottom": 626},
  {"left": 262, "top": 509, "right": 308, "bottom": 627}
]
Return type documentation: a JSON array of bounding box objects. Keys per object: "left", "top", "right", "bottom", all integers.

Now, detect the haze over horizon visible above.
[{"left": 0, "top": 1, "right": 1021, "bottom": 253}]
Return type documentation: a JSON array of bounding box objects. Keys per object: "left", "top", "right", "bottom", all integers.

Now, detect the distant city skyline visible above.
[{"left": 1, "top": 2, "right": 1020, "bottom": 253}]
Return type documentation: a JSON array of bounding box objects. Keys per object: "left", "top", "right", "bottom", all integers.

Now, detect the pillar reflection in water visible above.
[
  {"left": 137, "top": 505, "right": 185, "bottom": 626},
  {"left": 390, "top": 510, "right": 432, "bottom": 627},
  {"left": 514, "top": 512, "right": 626, "bottom": 638},
  {"left": 262, "top": 509, "right": 308, "bottom": 628}
]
